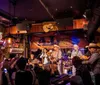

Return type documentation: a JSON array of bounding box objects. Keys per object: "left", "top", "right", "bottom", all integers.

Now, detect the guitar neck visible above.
[{"left": 33, "top": 42, "right": 44, "bottom": 50}]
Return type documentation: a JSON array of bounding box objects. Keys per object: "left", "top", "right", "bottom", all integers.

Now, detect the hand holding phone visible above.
[{"left": 4, "top": 68, "right": 8, "bottom": 73}]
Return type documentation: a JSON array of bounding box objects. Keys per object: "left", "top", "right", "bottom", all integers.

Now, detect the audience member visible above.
[
  {"left": 12, "top": 57, "right": 33, "bottom": 85},
  {"left": 1, "top": 59, "right": 12, "bottom": 85},
  {"left": 72, "top": 56, "right": 93, "bottom": 85}
]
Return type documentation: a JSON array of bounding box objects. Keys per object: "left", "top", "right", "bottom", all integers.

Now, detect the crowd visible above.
[{"left": 0, "top": 42, "right": 99, "bottom": 85}]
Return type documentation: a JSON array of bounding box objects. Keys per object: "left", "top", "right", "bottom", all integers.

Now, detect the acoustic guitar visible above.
[
  {"left": 80, "top": 55, "right": 89, "bottom": 60},
  {"left": 43, "top": 23, "right": 58, "bottom": 32}
]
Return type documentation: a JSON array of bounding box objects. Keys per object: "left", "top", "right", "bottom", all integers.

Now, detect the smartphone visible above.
[
  {"left": 67, "top": 69, "right": 72, "bottom": 76},
  {"left": 4, "top": 68, "right": 8, "bottom": 73}
]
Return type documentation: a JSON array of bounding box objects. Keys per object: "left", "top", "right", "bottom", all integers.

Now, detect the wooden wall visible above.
[
  {"left": 6, "top": 22, "right": 66, "bottom": 34},
  {"left": 5, "top": 19, "right": 88, "bottom": 34}
]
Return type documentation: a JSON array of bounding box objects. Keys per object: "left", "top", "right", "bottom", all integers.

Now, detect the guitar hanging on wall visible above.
[{"left": 43, "top": 23, "right": 58, "bottom": 33}]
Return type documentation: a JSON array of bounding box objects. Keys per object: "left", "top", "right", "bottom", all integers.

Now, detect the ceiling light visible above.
[
  {"left": 70, "top": 6, "right": 73, "bottom": 8},
  {"left": 56, "top": 8, "right": 58, "bottom": 11}
]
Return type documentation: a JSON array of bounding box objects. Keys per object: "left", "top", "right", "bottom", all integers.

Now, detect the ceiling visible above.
[
  {"left": 0, "top": 0, "right": 88, "bottom": 23},
  {"left": 0, "top": 0, "right": 99, "bottom": 26}
]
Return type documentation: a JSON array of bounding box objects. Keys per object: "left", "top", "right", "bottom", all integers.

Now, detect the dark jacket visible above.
[
  {"left": 15, "top": 70, "right": 33, "bottom": 85},
  {"left": 76, "top": 65, "right": 93, "bottom": 85}
]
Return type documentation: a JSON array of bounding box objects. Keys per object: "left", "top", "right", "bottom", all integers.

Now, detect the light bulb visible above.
[{"left": 8, "top": 38, "right": 12, "bottom": 44}]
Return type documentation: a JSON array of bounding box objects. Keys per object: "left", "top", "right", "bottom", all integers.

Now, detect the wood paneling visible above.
[
  {"left": 6, "top": 22, "right": 66, "bottom": 34},
  {"left": 5, "top": 19, "right": 89, "bottom": 34}
]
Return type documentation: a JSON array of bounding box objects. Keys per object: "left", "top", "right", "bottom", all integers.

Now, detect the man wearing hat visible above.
[
  {"left": 51, "top": 44, "right": 63, "bottom": 75},
  {"left": 82, "top": 43, "right": 100, "bottom": 85}
]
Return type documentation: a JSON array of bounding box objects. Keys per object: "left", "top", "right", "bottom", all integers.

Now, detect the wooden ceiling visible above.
[{"left": 0, "top": 0, "right": 89, "bottom": 24}]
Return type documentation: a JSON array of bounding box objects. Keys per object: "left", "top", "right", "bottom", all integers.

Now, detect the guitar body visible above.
[
  {"left": 43, "top": 25, "right": 50, "bottom": 32},
  {"left": 43, "top": 24, "right": 58, "bottom": 32},
  {"left": 80, "top": 55, "right": 89, "bottom": 60},
  {"left": 50, "top": 56, "right": 57, "bottom": 64},
  {"left": 50, "top": 63, "right": 57, "bottom": 74}
]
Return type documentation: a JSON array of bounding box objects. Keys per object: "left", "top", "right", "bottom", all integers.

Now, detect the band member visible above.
[
  {"left": 28, "top": 54, "right": 35, "bottom": 65},
  {"left": 28, "top": 53, "right": 40, "bottom": 67},
  {"left": 82, "top": 43, "right": 100, "bottom": 85},
  {"left": 40, "top": 48, "right": 50, "bottom": 65},
  {"left": 71, "top": 44, "right": 83, "bottom": 59},
  {"left": 51, "top": 45, "right": 63, "bottom": 75},
  {"left": 71, "top": 44, "right": 83, "bottom": 76},
  {"left": 31, "top": 42, "right": 42, "bottom": 59}
]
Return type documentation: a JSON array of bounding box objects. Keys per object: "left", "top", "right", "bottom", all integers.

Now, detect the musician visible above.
[
  {"left": 31, "top": 42, "right": 42, "bottom": 59},
  {"left": 28, "top": 53, "right": 40, "bottom": 68},
  {"left": 71, "top": 44, "right": 83, "bottom": 76},
  {"left": 82, "top": 43, "right": 100, "bottom": 85},
  {"left": 40, "top": 48, "right": 50, "bottom": 65},
  {"left": 71, "top": 44, "right": 83, "bottom": 59},
  {"left": 51, "top": 45, "right": 63, "bottom": 75},
  {"left": 28, "top": 54, "right": 35, "bottom": 65}
]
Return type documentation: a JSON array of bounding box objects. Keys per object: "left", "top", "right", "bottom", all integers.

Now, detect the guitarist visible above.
[
  {"left": 51, "top": 45, "right": 63, "bottom": 75},
  {"left": 71, "top": 44, "right": 83, "bottom": 76},
  {"left": 40, "top": 48, "right": 50, "bottom": 65}
]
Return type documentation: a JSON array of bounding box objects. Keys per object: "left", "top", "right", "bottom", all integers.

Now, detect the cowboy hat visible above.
[
  {"left": 53, "top": 44, "right": 60, "bottom": 49},
  {"left": 88, "top": 43, "right": 100, "bottom": 48}
]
